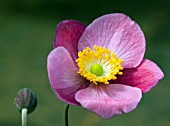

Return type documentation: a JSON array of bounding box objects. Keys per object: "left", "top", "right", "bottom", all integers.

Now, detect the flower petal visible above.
[
  {"left": 54, "top": 20, "right": 86, "bottom": 61},
  {"left": 78, "top": 13, "right": 145, "bottom": 68},
  {"left": 47, "top": 47, "right": 89, "bottom": 105},
  {"left": 75, "top": 84, "right": 142, "bottom": 119},
  {"left": 113, "top": 59, "right": 164, "bottom": 93}
]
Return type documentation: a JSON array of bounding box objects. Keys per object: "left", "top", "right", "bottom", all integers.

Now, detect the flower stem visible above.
[
  {"left": 22, "top": 108, "right": 28, "bottom": 126},
  {"left": 64, "top": 104, "right": 70, "bottom": 126}
]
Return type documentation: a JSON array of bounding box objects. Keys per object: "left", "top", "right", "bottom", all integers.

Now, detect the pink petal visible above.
[
  {"left": 75, "top": 84, "right": 142, "bottom": 119},
  {"left": 47, "top": 47, "right": 89, "bottom": 105},
  {"left": 78, "top": 13, "right": 145, "bottom": 68},
  {"left": 113, "top": 59, "right": 164, "bottom": 93},
  {"left": 54, "top": 20, "right": 86, "bottom": 61}
]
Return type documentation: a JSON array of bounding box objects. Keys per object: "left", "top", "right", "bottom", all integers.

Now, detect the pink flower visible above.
[{"left": 47, "top": 13, "right": 164, "bottom": 119}]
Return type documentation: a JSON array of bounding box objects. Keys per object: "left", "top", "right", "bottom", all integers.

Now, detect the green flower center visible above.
[{"left": 90, "top": 64, "right": 103, "bottom": 76}]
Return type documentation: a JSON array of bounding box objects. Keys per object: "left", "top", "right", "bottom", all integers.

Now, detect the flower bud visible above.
[{"left": 14, "top": 88, "right": 37, "bottom": 114}]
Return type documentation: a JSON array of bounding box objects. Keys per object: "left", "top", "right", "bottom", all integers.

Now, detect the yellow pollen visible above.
[{"left": 76, "top": 45, "right": 123, "bottom": 85}]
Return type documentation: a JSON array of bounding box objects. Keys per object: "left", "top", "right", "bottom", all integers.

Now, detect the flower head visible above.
[
  {"left": 47, "top": 14, "right": 164, "bottom": 119},
  {"left": 14, "top": 88, "right": 37, "bottom": 114}
]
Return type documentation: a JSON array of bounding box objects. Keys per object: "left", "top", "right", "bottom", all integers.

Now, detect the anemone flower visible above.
[{"left": 47, "top": 13, "right": 164, "bottom": 119}]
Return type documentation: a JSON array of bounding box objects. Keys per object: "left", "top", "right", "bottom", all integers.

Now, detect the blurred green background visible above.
[{"left": 0, "top": 0, "right": 169, "bottom": 126}]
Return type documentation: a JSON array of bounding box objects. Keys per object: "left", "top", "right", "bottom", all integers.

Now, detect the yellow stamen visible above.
[{"left": 76, "top": 45, "right": 123, "bottom": 85}]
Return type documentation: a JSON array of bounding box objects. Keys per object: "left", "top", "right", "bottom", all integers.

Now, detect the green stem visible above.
[
  {"left": 22, "top": 108, "right": 28, "bottom": 126},
  {"left": 64, "top": 104, "right": 70, "bottom": 126}
]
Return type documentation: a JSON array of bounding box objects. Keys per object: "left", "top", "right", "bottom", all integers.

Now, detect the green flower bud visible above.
[{"left": 14, "top": 88, "right": 37, "bottom": 114}]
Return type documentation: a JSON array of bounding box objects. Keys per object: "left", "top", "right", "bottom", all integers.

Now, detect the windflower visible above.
[{"left": 47, "top": 13, "right": 164, "bottom": 119}]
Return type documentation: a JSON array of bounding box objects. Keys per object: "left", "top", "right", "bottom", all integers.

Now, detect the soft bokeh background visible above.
[{"left": 0, "top": 0, "right": 169, "bottom": 126}]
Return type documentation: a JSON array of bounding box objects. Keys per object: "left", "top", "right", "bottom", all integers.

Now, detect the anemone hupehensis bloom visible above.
[{"left": 47, "top": 13, "right": 164, "bottom": 119}]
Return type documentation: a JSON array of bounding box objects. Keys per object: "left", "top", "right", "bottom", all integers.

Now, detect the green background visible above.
[{"left": 0, "top": 0, "right": 169, "bottom": 126}]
